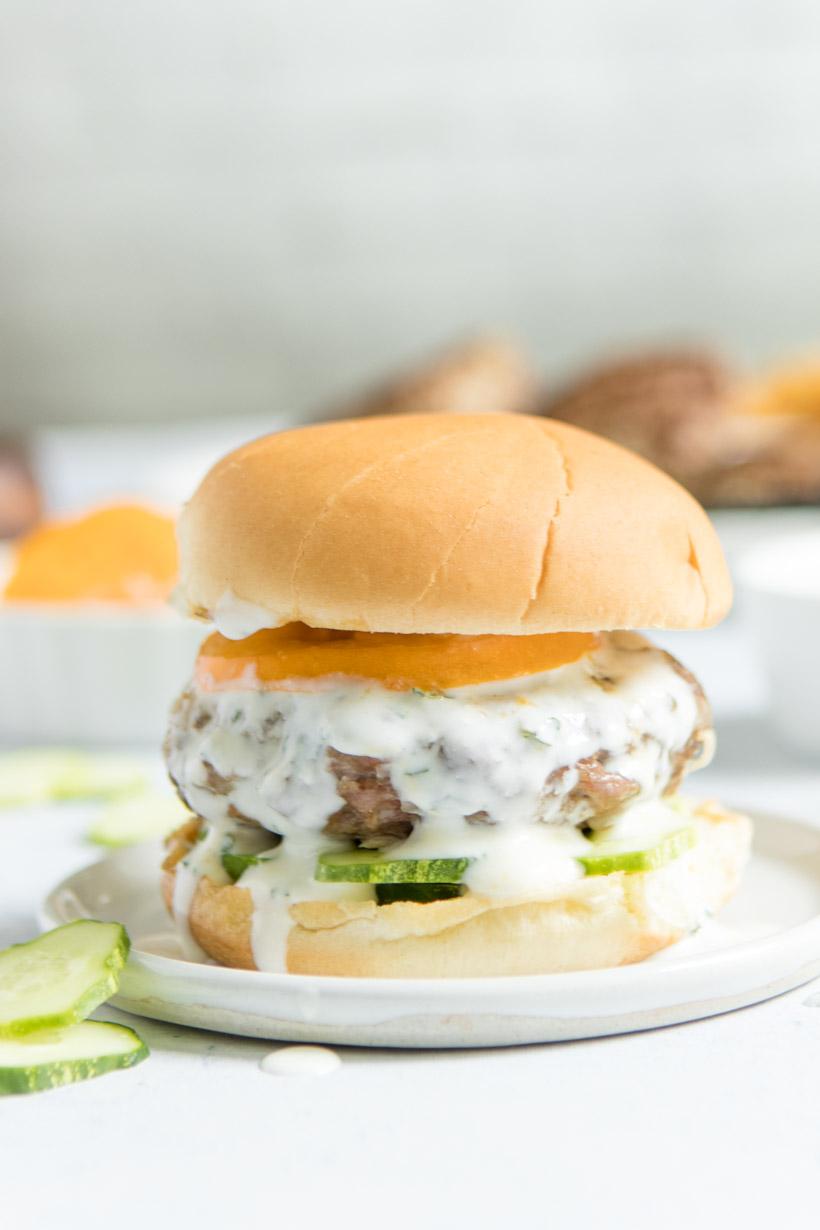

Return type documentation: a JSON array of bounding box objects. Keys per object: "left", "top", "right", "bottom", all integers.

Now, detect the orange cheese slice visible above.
[{"left": 196, "top": 622, "right": 599, "bottom": 692}]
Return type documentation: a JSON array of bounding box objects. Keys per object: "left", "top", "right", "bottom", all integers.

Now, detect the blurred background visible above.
[
  {"left": 1, "top": 0, "right": 820, "bottom": 754},
  {"left": 3, "top": 1, "right": 820, "bottom": 433}
]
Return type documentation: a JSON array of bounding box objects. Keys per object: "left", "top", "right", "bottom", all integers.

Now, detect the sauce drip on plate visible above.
[{"left": 260, "top": 1046, "right": 341, "bottom": 1077}]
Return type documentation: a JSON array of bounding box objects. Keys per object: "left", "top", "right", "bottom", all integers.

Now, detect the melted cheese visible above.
[{"left": 195, "top": 623, "right": 599, "bottom": 693}]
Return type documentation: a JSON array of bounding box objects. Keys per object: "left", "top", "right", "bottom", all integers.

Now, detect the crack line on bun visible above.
[
  {"left": 540, "top": 425, "right": 573, "bottom": 496},
  {"left": 686, "top": 534, "right": 708, "bottom": 624},
  {"left": 519, "top": 427, "right": 572, "bottom": 623}
]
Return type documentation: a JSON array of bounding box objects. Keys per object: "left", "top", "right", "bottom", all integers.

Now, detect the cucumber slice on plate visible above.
[
  {"left": 0, "top": 750, "right": 84, "bottom": 806},
  {"left": 0, "top": 921, "right": 130, "bottom": 1038},
  {"left": 579, "top": 826, "right": 696, "bottom": 876},
  {"left": 375, "top": 883, "right": 465, "bottom": 905},
  {"left": 316, "top": 851, "right": 470, "bottom": 884},
  {"left": 87, "top": 792, "right": 192, "bottom": 847},
  {"left": 0, "top": 1021, "right": 148, "bottom": 1095}
]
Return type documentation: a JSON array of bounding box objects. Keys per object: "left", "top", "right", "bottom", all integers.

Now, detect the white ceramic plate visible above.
[{"left": 41, "top": 809, "right": 820, "bottom": 1048}]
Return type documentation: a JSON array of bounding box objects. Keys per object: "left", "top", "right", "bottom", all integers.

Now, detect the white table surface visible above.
[{"left": 4, "top": 506, "right": 820, "bottom": 1229}]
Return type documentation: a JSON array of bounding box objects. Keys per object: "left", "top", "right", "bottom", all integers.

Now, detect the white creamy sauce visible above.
[
  {"left": 172, "top": 819, "right": 237, "bottom": 962},
  {"left": 213, "top": 590, "right": 282, "bottom": 640},
  {"left": 395, "top": 821, "right": 589, "bottom": 897},
  {"left": 171, "top": 859, "right": 210, "bottom": 963},
  {"left": 260, "top": 1046, "right": 341, "bottom": 1076},
  {"left": 165, "top": 633, "right": 709, "bottom": 972},
  {"left": 241, "top": 838, "right": 372, "bottom": 974}
]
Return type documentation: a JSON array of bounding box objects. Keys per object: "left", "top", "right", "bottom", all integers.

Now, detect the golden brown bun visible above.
[
  {"left": 162, "top": 802, "right": 751, "bottom": 978},
  {"left": 178, "top": 413, "right": 731, "bottom": 633}
]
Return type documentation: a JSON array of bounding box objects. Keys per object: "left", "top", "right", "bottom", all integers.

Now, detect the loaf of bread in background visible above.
[
  {"left": 322, "top": 335, "right": 820, "bottom": 508},
  {"left": 541, "top": 348, "right": 820, "bottom": 508},
  {"left": 324, "top": 335, "right": 537, "bottom": 420}
]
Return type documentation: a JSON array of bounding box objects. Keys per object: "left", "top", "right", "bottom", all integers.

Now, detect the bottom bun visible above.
[{"left": 162, "top": 801, "right": 751, "bottom": 978}]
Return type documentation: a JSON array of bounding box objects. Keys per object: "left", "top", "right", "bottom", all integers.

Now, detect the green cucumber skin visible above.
[
  {"left": 316, "top": 853, "right": 470, "bottom": 885},
  {"left": 0, "top": 1029, "right": 149, "bottom": 1095},
  {"left": 221, "top": 851, "right": 262, "bottom": 882},
  {"left": 375, "top": 883, "right": 465, "bottom": 905},
  {"left": 579, "top": 827, "right": 696, "bottom": 877},
  {"left": 0, "top": 921, "right": 130, "bottom": 1041}
]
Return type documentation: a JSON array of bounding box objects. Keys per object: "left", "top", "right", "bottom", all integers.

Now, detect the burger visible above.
[{"left": 162, "top": 413, "right": 751, "bottom": 977}]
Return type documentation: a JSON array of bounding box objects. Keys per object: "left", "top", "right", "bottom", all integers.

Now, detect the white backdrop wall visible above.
[{"left": 2, "top": 1, "right": 820, "bottom": 426}]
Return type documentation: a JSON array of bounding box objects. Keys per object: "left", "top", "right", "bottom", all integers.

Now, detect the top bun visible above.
[{"left": 178, "top": 414, "right": 731, "bottom": 635}]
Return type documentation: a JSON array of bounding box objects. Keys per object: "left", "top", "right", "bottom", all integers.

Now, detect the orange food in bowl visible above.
[
  {"left": 4, "top": 504, "right": 178, "bottom": 604},
  {"left": 196, "top": 622, "right": 599, "bottom": 692}
]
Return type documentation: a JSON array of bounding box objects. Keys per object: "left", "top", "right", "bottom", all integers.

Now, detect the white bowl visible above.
[
  {"left": 0, "top": 604, "right": 205, "bottom": 745},
  {"left": 737, "top": 527, "right": 820, "bottom": 758}
]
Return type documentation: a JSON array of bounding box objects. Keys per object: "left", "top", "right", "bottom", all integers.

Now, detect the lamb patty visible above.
[
  {"left": 324, "top": 750, "right": 419, "bottom": 846},
  {"left": 324, "top": 740, "right": 704, "bottom": 846},
  {"left": 164, "top": 633, "right": 713, "bottom": 846}
]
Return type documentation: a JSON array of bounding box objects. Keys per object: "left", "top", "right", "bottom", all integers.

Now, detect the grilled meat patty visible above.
[{"left": 164, "top": 633, "right": 713, "bottom": 847}]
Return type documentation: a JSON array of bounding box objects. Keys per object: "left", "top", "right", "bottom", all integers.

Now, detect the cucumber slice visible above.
[
  {"left": 221, "top": 851, "right": 274, "bottom": 881},
  {"left": 87, "top": 792, "right": 192, "bottom": 847},
  {"left": 316, "top": 851, "right": 470, "bottom": 884},
  {"left": 0, "top": 749, "right": 146, "bottom": 807},
  {"left": 375, "top": 883, "right": 465, "bottom": 905},
  {"left": 0, "top": 1021, "right": 148, "bottom": 1095},
  {"left": 579, "top": 826, "right": 696, "bottom": 876},
  {"left": 0, "top": 921, "right": 130, "bottom": 1039},
  {"left": 0, "top": 750, "right": 84, "bottom": 806},
  {"left": 221, "top": 826, "right": 280, "bottom": 881}
]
